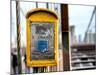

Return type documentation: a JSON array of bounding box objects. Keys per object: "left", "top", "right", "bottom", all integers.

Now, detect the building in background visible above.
[{"left": 84, "top": 32, "right": 96, "bottom": 44}]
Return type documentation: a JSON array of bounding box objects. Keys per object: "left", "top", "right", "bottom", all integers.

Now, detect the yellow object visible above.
[{"left": 26, "top": 8, "right": 58, "bottom": 67}]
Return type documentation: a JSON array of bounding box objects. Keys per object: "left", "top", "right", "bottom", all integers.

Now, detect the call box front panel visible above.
[{"left": 30, "top": 22, "right": 55, "bottom": 60}]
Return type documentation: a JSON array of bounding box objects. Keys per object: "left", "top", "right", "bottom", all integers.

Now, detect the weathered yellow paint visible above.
[{"left": 26, "top": 8, "right": 58, "bottom": 67}]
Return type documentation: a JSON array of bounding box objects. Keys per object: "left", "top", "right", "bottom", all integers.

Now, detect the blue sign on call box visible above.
[{"left": 37, "top": 40, "right": 48, "bottom": 52}]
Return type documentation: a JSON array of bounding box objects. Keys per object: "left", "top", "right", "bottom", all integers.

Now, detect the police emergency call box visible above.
[{"left": 26, "top": 8, "right": 58, "bottom": 67}]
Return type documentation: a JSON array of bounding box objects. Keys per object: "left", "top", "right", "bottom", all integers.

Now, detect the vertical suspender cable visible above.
[
  {"left": 36, "top": 2, "right": 38, "bottom": 8},
  {"left": 46, "top": 3, "right": 49, "bottom": 9},
  {"left": 16, "top": 0, "right": 22, "bottom": 73}
]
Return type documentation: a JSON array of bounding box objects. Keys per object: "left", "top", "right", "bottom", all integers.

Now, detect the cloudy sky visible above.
[{"left": 11, "top": 1, "right": 95, "bottom": 47}]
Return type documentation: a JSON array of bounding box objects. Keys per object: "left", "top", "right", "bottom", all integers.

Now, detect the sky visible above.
[{"left": 11, "top": 1, "right": 95, "bottom": 47}]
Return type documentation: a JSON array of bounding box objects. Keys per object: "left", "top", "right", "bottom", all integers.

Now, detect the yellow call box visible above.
[{"left": 26, "top": 8, "right": 58, "bottom": 67}]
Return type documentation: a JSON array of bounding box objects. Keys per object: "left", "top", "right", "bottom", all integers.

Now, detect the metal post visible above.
[
  {"left": 16, "top": 0, "right": 22, "bottom": 74},
  {"left": 61, "top": 4, "right": 70, "bottom": 71}
]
